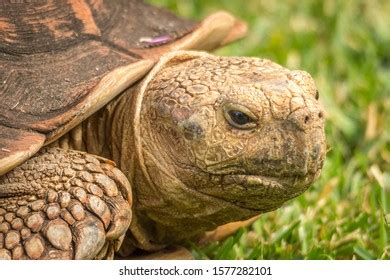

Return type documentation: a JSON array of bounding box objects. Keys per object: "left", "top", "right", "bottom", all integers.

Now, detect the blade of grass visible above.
[{"left": 353, "top": 246, "right": 375, "bottom": 260}]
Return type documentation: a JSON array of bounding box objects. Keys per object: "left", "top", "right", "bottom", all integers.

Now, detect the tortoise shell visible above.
[{"left": 0, "top": 0, "right": 246, "bottom": 175}]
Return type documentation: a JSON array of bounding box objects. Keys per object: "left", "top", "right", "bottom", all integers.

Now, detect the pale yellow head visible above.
[{"left": 133, "top": 51, "right": 326, "bottom": 245}]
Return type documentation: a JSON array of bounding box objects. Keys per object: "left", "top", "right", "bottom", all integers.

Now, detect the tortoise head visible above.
[{"left": 131, "top": 51, "right": 326, "bottom": 247}]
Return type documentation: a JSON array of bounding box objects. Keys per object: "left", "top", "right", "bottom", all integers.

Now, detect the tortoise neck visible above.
[{"left": 81, "top": 85, "right": 139, "bottom": 175}]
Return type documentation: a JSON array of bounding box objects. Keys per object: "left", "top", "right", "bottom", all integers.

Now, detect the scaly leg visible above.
[{"left": 0, "top": 148, "right": 132, "bottom": 259}]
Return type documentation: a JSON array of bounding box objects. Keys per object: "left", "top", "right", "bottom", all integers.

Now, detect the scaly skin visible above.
[
  {"left": 83, "top": 51, "right": 326, "bottom": 252},
  {"left": 132, "top": 52, "right": 326, "bottom": 247},
  {"left": 0, "top": 51, "right": 326, "bottom": 258},
  {"left": 0, "top": 148, "right": 131, "bottom": 259}
]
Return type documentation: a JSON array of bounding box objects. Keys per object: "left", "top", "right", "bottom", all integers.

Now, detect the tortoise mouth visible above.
[
  {"left": 212, "top": 173, "right": 314, "bottom": 211},
  {"left": 223, "top": 174, "right": 286, "bottom": 189},
  {"left": 222, "top": 173, "right": 310, "bottom": 190}
]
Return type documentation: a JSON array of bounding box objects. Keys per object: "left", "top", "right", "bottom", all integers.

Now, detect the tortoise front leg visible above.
[{"left": 0, "top": 148, "right": 132, "bottom": 259}]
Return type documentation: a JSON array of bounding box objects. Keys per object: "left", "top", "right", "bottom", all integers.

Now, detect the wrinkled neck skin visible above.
[{"left": 82, "top": 86, "right": 258, "bottom": 251}]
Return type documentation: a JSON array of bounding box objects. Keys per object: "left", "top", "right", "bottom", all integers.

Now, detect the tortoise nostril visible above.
[
  {"left": 315, "top": 90, "right": 319, "bottom": 100},
  {"left": 304, "top": 115, "right": 310, "bottom": 124},
  {"left": 318, "top": 112, "right": 323, "bottom": 118}
]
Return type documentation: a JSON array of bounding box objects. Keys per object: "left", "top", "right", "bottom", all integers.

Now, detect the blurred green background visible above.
[{"left": 148, "top": 0, "right": 390, "bottom": 259}]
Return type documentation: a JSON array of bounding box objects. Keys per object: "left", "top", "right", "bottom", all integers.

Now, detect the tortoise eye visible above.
[
  {"left": 228, "top": 110, "right": 253, "bottom": 126},
  {"left": 223, "top": 104, "right": 257, "bottom": 130},
  {"left": 223, "top": 103, "right": 257, "bottom": 130}
]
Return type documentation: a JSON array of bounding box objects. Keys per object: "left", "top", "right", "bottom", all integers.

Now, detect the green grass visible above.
[{"left": 148, "top": 0, "right": 390, "bottom": 259}]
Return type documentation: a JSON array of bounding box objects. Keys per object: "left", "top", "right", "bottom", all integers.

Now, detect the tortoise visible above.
[{"left": 0, "top": 0, "right": 326, "bottom": 260}]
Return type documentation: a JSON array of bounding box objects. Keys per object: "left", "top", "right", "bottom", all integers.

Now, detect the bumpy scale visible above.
[{"left": 0, "top": 148, "right": 131, "bottom": 259}]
